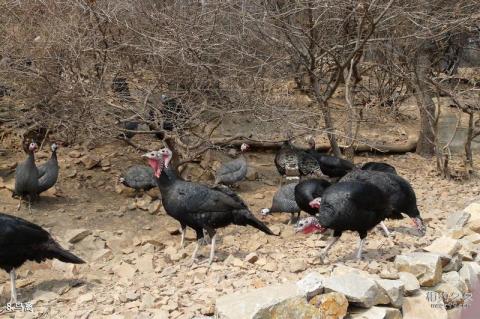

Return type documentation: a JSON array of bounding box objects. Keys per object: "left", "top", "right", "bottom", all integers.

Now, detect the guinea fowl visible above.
[
  {"left": 214, "top": 143, "right": 249, "bottom": 186},
  {"left": 261, "top": 182, "right": 300, "bottom": 224},
  {"left": 14, "top": 142, "right": 39, "bottom": 211},
  {"left": 0, "top": 212, "right": 85, "bottom": 303},
  {"left": 294, "top": 178, "right": 332, "bottom": 216},
  {"left": 360, "top": 162, "right": 397, "bottom": 174},
  {"left": 305, "top": 136, "right": 354, "bottom": 178},
  {"left": 295, "top": 181, "right": 392, "bottom": 261},
  {"left": 340, "top": 169, "right": 425, "bottom": 236},
  {"left": 37, "top": 143, "right": 60, "bottom": 195},
  {"left": 144, "top": 148, "right": 276, "bottom": 264},
  {"left": 120, "top": 165, "right": 156, "bottom": 193}
]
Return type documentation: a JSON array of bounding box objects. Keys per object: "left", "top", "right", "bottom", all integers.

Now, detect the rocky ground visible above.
[{"left": 0, "top": 141, "right": 480, "bottom": 319}]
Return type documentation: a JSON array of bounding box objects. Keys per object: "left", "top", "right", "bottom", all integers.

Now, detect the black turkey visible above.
[
  {"left": 214, "top": 143, "right": 249, "bottom": 186},
  {"left": 261, "top": 182, "right": 300, "bottom": 224},
  {"left": 305, "top": 136, "right": 354, "bottom": 178},
  {"left": 0, "top": 212, "right": 85, "bottom": 303},
  {"left": 144, "top": 148, "right": 276, "bottom": 264},
  {"left": 37, "top": 143, "right": 59, "bottom": 194},
  {"left": 360, "top": 162, "right": 397, "bottom": 174},
  {"left": 294, "top": 178, "right": 332, "bottom": 216},
  {"left": 13, "top": 142, "right": 39, "bottom": 211},
  {"left": 340, "top": 169, "right": 425, "bottom": 236},
  {"left": 120, "top": 165, "right": 156, "bottom": 194},
  {"left": 295, "top": 181, "right": 392, "bottom": 261}
]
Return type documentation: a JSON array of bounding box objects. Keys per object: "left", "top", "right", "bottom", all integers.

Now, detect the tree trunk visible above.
[
  {"left": 320, "top": 101, "right": 342, "bottom": 157},
  {"left": 413, "top": 51, "right": 436, "bottom": 157},
  {"left": 465, "top": 112, "right": 474, "bottom": 174}
]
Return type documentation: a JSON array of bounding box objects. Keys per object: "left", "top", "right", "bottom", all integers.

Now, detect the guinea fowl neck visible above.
[
  {"left": 51, "top": 150, "right": 57, "bottom": 162},
  {"left": 27, "top": 151, "right": 36, "bottom": 166}
]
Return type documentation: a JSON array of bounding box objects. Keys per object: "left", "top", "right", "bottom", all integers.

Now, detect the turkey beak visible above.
[{"left": 411, "top": 217, "right": 426, "bottom": 236}]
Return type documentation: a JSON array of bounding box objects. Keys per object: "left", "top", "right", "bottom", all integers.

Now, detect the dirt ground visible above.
[{"left": 0, "top": 137, "right": 480, "bottom": 319}]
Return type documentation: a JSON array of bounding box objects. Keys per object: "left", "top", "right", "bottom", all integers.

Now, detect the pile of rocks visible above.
[{"left": 213, "top": 201, "right": 480, "bottom": 319}]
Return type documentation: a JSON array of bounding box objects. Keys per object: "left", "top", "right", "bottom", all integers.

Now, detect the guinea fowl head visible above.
[
  {"left": 28, "top": 142, "right": 38, "bottom": 153},
  {"left": 309, "top": 197, "right": 322, "bottom": 209},
  {"left": 142, "top": 151, "right": 164, "bottom": 178},
  {"left": 240, "top": 143, "right": 249, "bottom": 152},
  {"left": 51, "top": 143, "right": 58, "bottom": 152},
  {"left": 295, "top": 216, "right": 327, "bottom": 234}
]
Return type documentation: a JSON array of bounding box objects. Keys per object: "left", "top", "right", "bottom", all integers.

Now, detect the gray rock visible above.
[
  {"left": 349, "top": 306, "right": 402, "bottom": 319},
  {"left": 459, "top": 261, "right": 480, "bottom": 291},
  {"left": 296, "top": 272, "right": 325, "bottom": 299},
  {"left": 402, "top": 291, "right": 448, "bottom": 319},
  {"left": 375, "top": 279, "right": 405, "bottom": 308},
  {"left": 394, "top": 252, "right": 443, "bottom": 287},
  {"left": 398, "top": 272, "right": 420, "bottom": 296},
  {"left": 424, "top": 237, "right": 461, "bottom": 258},
  {"left": 446, "top": 211, "right": 470, "bottom": 229},
  {"left": 252, "top": 296, "right": 327, "bottom": 319},
  {"left": 215, "top": 282, "right": 303, "bottom": 319},
  {"left": 427, "top": 282, "right": 464, "bottom": 308},
  {"left": 323, "top": 273, "right": 389, "bottom": 308},
  {"left": 443, "top": 255, "right": 462, "bottom": 272},
  {"left": 442, "top": 271, "right": 468, "bottom": 294}
]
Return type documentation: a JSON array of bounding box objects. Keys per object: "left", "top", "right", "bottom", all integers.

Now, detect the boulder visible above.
[
  {"left": 252, "top": 296, "right": 327, "bottom": 319},
  {"left": 349, "top": 306, "right": 402, "bottom": 319},
  {"left": 215, "top": 282, "right": 303, "bottom": 319},
  {"left": 459, "top": 261, "right": 480, "bottom": 291},
  {"left": 297, "top": 272, "right": 325, "bottom": 299},
  {"left": 424, "top": 237, "right": 461, "bottom": 258},
  {"left": 458, "top": 239, "right": 478, "bottom": 261},
  {"left": 394, "top": 252, "right": 443, "bottom": 287},
  {"left": 442, "top": 271, "right": 468, "bottom": 294},
  {"left": 428, "top": 282, "right": 464, "bottom": 308},
  {"left": 402, "top": 291, "right": 448, "bottom": 319},
  {"left": 398, "top": 272, "right": 420, "bottom": 296},
  {"left": 443, "top": 255, "right": 462, "bottom": 272},
  {"left": 309, "top": 292, "right": 348, "bottom": 319},
  {"left": 323, "top": 273, "right": 389, "bottom": 308},
  {"left": 446, "top": 211, "right": 470, "bottom": 229},
  {"left": 464, "top": 202, "right": 480, "bottom": 218},
  {"left": 375, "top": 279, "right": 404, "bottom": 308},
  {"left": 463, "top": 233, "right": 480, "bottom": 244}
]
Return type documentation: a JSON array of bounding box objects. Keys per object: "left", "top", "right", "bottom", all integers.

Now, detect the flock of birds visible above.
[{"left": 0, "top": 133, "right": 426, "bottom": 305}]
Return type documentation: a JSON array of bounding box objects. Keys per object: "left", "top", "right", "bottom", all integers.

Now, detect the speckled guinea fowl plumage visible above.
[
  {"left": 0, "top": 212, "right": 85, "bottom": 303},
  {"left": 14, "top": 142, "right": 40, "bottom": 205},
  {"left": 120, "top": 165, "right": 156, "bottom": 191},
  {"left": 37, "top": 143, "right": 59, "bottom": 194},
  {"left": 261, "top": 183, "right": 300, "bottom": 223},
  {"left": 144, "top": 148, "right": 276, "bottom": 264},
  {"left": 214, "top": 147, "right": 248, "bottom": 186}
]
